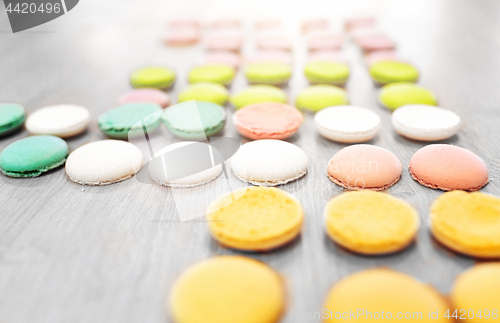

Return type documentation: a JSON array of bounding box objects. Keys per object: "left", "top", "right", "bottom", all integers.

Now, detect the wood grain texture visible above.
[{"left": 1, "top": 0, "right": 500, "bottom": 322}]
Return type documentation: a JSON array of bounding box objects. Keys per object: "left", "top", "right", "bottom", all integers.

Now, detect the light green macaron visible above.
[
  {"left": 130, "top": 67, "right": 176, "bottom": 90},
  {"left": 162, "top": 101, "right": 226, "bottom": 140},
  {"left": 244, "top": 62, "right": 292, "bottom": 85},
  {"left": 0, "top": 103, "right": 25, "bottom": 136},
  {"left": 178, "top": 82, "right": 229, "bottom": 105},
  {"left": 379, "top": 82, "right": 437, "bottom": 110},
  {"left": 0, "top": 135, "right": 69, "bottom": 178},
  {"left": 369, "top": 61, "right": 419, "bottom": 84},
  {"left": 98, "top": 103, "right": 162, "bottom": 138},
  {"left": 230, "top": 85, "right": 287, "bottom": 109},
  {"left": 188, "top": 64, "right": 235, "bottom": 85},
  {"left": 296, "top": 85, "right": 349, "bottom": 112},
  {"left": 304, "top": 61, "right": 350, "bottom": 85}
]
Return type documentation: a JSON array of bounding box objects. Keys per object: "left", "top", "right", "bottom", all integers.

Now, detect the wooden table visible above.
[{"left": 1, "top": 0, "right": 500, "bottom": 322}]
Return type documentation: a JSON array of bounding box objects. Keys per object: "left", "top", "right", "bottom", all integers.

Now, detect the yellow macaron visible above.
[
  {"left": 207, "top": 187, "right": 303, "bottom": 251},
  {"left": 430, "top": 190, "right": 500, "bottom": 258},
  {"left": 169, "top": 256, "right": 285, "bottom": 323},
  {"left": 323, "top": 269, "right": 450, "bottom": 323},
  {"left": 450, "top": 263, "right": 500, "bottom": 323},
  {"left": 324, "top": 191, "right": 419, "bottom": 255}
]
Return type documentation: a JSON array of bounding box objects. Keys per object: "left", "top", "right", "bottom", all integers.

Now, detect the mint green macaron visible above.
[
  {"left": 304, "top": 61, "right": 350, "bottom": 85},
  {"left": 245, "top": 62, "right": 292, "bottom": 85},
  {"left": 178, "top": 82, "right": 229, "bottom": 105},
  {"left": 230, "top": 85, "right": 287, "bottom": 109},
  {"left": 0, "top": 103, "right": 25, "bottom": 136},
  {"left": 188, "top": 64, "right": 235, "bottom": 85},
  {"left": 379, "top": 82, "right": 437, "bottom": 110},
  {"left": 130, "top": 67, "right": 176, "bottom": 89},
  {"left": 296, "top": 85, "right": 349, "bottom": 112},
  {"left": 162, "top": 101, "right": 226, "bottom": 140},
  {"left": 369, "top": 61, "right": 419, "bottom": 84},
  {"left": 98, "top": 103, "right": 162, "bottom": 138},
  {"left": 0, "top": 135, "right": 69, "bottom": 178}
]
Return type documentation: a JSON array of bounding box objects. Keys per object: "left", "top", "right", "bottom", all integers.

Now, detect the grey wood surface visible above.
[{"left": 1, "top": 0, "right": 500, "bottom": 322}]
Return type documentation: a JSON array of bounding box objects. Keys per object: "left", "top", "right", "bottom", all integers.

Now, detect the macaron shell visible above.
[
  {"left": 409, "top": 144, "right": 488, "bottom": 191},
  {"left": 65, "top": 140, "right": 143, "bottom": 185},
  {"left": 130, "top": 67, "right": 176, "bottom": 89},
  {"left": 379, "top": 82, "right": 437, "bottom": 110},
  {"left": 369, "top": 61, "right": 419, "bottom": 84},
  {"left": 244, "top": 62, "right": 292, "bottom": 85},
  {"left": 206, "top": 34, "right": 243, "bottom": 52},
  {"left": 207, "top": 187, "right": 303, "bottom": 251},
  {"left": 230, "top": 85, "right": 287, "bottom": 109},
  {"left": 119, "top": 89, "right": 170, "bottom": 108},
  {"left": 233, "top": 102, "right": 303, "bottom": 140},
  {"left": 307, "top": 33, "right": 343, "bottom": 51},
  {"left": 178, "top": 82, "right": 229, "bottom": 105},
  {"left": 26, "top": 104, "right": 91, "bottom": 138},
  {"left": 430, "top": 191, "right": 500, "bottom": 258},
  {"left": 304, "top": 61, "right": 350, "bottom": 85},
  {"left": 165, "top": 28, "right": 200, "bottom": 46},
  {"left": 0, "top": 103, "right": 25, "bottom": 136},
  {"left": 256, "top": 35, "right": 292, "bottom": 51},
  {"left": 188, "top": 64, "right": 236, "bottom": 85},
  {"left": 296, "top": 85, "right": 349, "bottom": 112},
  {"left": 327, "top": 144, "right": 402, "bottom": 190}
]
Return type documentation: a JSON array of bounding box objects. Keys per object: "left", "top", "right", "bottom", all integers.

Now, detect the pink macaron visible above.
[
  {"left": 169, "top": 18, "right": 200, "bottom": 29},
  {"left": 256, "top": 34, "right": 292, "bottom": 51},
  {"left": 327, "top": 145, "right": 402, "bottom": 190},
  {"left": 246, "top": 50, "right": 293, "bottom": 65},
  {"left": 357, "top": 35, "right": 396, "bottom": 52},
  {"left": 302, "top": 18, "right": 329, "bottom": 33},
  {"left": 202, "top": 51, "right": 241, "bottom": 69},
  {"left": 210, "top": 18, "right": 241, "bottom": 29},
  {"left": 165, "top": 28, "right": 200, "bottom": 46},
  {"left": 307, "top": 50, "right": 345, "bottom": 63},
  {"left": 255, "top": 19, "right": 282, "bottom": 30},
  {"left": 409, "top": 145, "right": 489, "bottom": 191},
  {"left": 233, "top": 102, "right": 303, "bottom": 140},
  {"left": 365, "top": 50, "right": 399, "bottom": 65},
  {"left": 308, "top": 33, "right": 344, "bottom": 51},
  {"left": 345, "top": 16, "right": 376, "bottom": 32},
  {"left": 206, "top": 33, "right": 243, "bottom": 52},
  {"left": 118, "top": 89, "right": 170, "bottom": 108}
]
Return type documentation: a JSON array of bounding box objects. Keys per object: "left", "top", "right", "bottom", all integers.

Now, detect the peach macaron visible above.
[
  {"left": 233, "top": 102, "right": 303, "bottom": 140},
  {"left": 327, "top": 145, "right": 402, "bottom": 190},
  {"left": 409, "top": 144, "right": 488, "bottom": 191}
]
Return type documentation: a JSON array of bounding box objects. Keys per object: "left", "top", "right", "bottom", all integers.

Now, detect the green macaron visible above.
[
  {"left": 230, "top": 85, "right": 287, "bottom": 109},
  {"left": 379, "top": 82, "right": 437, "bottom": 110},
  {"left": 178, "top": 82, "right": 229, "bottom": 105},
  {"left": 130, "top": 67, "right": 176, "bottom": 90},
  {"left": 162, "top": 101, "right": 226, "bottom": 140},
  {"left": 0, "top": 102, "right": 25, "bottom": 136},
  {"left": 188, "top": 64, "right": 235, "bottom": 85},
  {"left": 0, "top": 135, "right": 69, "bottom": 178},
  {"left": 369, "top": 61, "right": 419, "bottom": 84},
  {"left": 244, "top": 62, "right": 292, "bottom": 85},
  {"left": 98, "top": 103, "right": 162, "bottom": 138},
  {"left": 296, "top": 85, "right": 349, "bottom": 112},
  {"left": 304, "top": 61, "right": 350, "bottom": 85}
]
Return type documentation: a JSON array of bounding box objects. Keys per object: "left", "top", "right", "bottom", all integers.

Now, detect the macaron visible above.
[
  {"left": 202, "top": 51, "right": 241, "bottom": 69},
  {"left": 206, "top": 34, "right": 243, "bottom": 52},
  {"left": 244, "top": 62, "right": 292, "bottom": 85},
  {"left": 409, "top": 145, "right": 488, "bottom": 191},
  {"left": 323, "top": 269, "right": 450, "bottom": 323},
  {"left": 391, "top": 104, "right": 461, "bottom": 141},
  {"left": 164, "top": 28, "right": 200, "bottom": 46},
  {"left": 162, "top": 101, "right": 226, "bottom": 140},
  {"left": 314, "top": 105, "right": 381, "bottom": 143},
  {"left": 379, "top": 82, "right": 437, "bottom": 110},
  {"left": 210, "top": 18, "right": 242, "bottom": 29},
  {"left": 148, "top": 141, "right": 222, "bottom": 187},
  {"left": 256, "top": 34, "right": 292, "bottom": 51},
  {"left": 230, "top": 85, "right": 287, "bottom": 109},
  {"left": 307, "top": 32, "right": 343, "bottom": 51},
  {"left": 0, "top": 102, "right": 25, "bottom": 136},
  {"left": 369, "top": 60, "right": 419, "bottom": 84},
  {"left": 65, "top": 140, "right": 143, "bottom": 185},
  {"left": 246, "top": 50, "right": 292, "bottom": 65},
  {"left": 26, "top": 104, "right": 91, "bottom": 138},
  {"left": 296, "top": 85, "right": 349, "bottom": 112},
  {"left": 327, "top": 144, "right": 402, "bottom": 190},
  {"left": 98, "top": 103, "right": 162, "bottom": 139},
  {"left": 188, "top": 64, "right": 235, "bottom": 86},
  {"left": 365, "top": 50, "right": 399, "bottom": 65},
  {"left": 357, "top": 35, "right": 396, "bottom": 52},
  {"left": 430, "top": 191, "right": 500, "bottom": 258},
  {"left": 233, "top": 102, "right": 303, "bottom": 140},
  {"left": 304, "top": 61, "right": 350, "bottom": 85},
  {"left": 345, "top": 16, "right": 376, "bottom": 32},
  {"left": 451, "top": 263, "right": 500, "bottom": 318},
  {"left": 207, "top": 187, "right": 303, "bottom": 251},
  {"left": 169, "top": 256, "right": 285, "bottom": 323},
  {"left": 301, "top": 18, "right": 329, "bottom": 33},
  {"left": 325, "top": 191, "right": 419, "bottom": 255},
  {"left": 0, "top": 135, "right": 68, "bottom": 178},
  {"left": 178, "top": 82, "right": 229, "bottom": 105},
  {"left": 307, "top": 50, "right": 345, "bottom": 64},
  {"left": 118, "top": 89, "right": 170, "bottom": 108},
  {"left": 130, "top": 67, "right": 176, "bottom": 90},
  {"left": 255, "top": 19, "right": 281, "bottom": 30},
  {"left": 169, "top": 18, "right": 200, "bottom": 29},
  {"left": 231, "top": 139, "right": 308, "bottom": 186}
]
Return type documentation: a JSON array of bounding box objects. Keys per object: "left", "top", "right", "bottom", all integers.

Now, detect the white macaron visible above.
[
  {"left": 314, "top": 105, "right": 382, "bottom": 143},
  {"left": 26, "top": 104, "right": 91, "bottom": 138},
  {"left": 391, "top": 104, "right": 461, "bottom": 141},
  {"left": 148, "top": 141, "right": 222, "bottom": 187},
  {"left": 230, "top": 139, "right": 308, "bottom": 186},
  {"left": 66, "top": 140, "right": 143, "bottom": 185}
]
